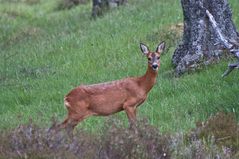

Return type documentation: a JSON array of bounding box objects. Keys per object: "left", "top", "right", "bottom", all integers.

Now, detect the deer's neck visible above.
[{"left": 139, "top": 66, "right": 158, "bottom": 93}]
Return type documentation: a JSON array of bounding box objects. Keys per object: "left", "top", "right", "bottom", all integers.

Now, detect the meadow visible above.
[
  {"left": 0, "top": 0, "right": 239, "bottom": 158},
  {"left": 0, "top": 0, "right": 239, "bottom": 154}
]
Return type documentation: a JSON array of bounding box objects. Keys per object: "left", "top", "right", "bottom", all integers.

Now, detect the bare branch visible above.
[
  {"left": 236, "top": 51, "right": 239, "bottom": 59},
  {"left": 206, "top": 10, "right": 239, "bottom": 77},
  {"left": 206, "top": 10, "right": 233, "bottom": 49},
  {"left": 221, "top": 62, "right": 239, "bottom": 77}
]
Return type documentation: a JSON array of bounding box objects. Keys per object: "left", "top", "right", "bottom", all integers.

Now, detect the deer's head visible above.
[{"left": 140, "top": 42, "right": 165, "bottom": 71}]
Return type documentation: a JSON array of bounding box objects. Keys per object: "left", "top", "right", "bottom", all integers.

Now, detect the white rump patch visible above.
[{"left": 64, "top": 97, "right": 71, "bottom": 108}]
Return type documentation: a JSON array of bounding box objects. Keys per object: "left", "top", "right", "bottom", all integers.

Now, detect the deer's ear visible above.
[
  {"left": 156, "top": 41, "right": 165, "bottom": 53},
  {"left": 140, "top": 43, "right": 150, "bottom": 55}
]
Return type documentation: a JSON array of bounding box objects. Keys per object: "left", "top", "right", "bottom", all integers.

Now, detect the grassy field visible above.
[{"left": 0, "top": 0, "right": 238, "bottom": 135}]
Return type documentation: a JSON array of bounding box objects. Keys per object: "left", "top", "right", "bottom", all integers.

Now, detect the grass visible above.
[{"left": 0, "top": 0, "right": 238, "bottom": 135}]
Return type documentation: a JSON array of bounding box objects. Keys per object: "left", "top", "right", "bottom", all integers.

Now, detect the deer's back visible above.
[{"left": 64, "top": 77, "right": 145, "bottom": 115}]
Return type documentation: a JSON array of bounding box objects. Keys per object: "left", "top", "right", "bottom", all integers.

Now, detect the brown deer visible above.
[{"left": 58, "top": 42, "right": 165, "bottom": 131}]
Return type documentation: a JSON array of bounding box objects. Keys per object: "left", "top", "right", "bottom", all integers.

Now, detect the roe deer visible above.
[{"left": 58, "top": 42, "right": 165, "bottom": 131}]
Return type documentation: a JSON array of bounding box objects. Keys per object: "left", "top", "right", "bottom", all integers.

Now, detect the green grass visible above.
[{"left": 0, "top": 0, "right": 238, "bottom": 133}]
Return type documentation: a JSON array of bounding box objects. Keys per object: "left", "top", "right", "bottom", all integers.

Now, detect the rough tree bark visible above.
[{"left": 172, "top": 0, "right": 239, "bottom": 76}]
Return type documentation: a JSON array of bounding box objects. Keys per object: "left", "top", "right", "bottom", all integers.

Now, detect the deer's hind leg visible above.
[
  {"left": 58, "top": 113, "right": 87, "bottom": 133},
  {"left": 57, "top": 101, "right": 92, "bottom": 132}
]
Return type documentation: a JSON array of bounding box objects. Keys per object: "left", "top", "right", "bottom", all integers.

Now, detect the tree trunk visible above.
[
  {"left": 172, "top": 0, "right": 239, "bottom": 76},
  {"left": 92, "top": 0, "right": 127, "bottom": 18}
]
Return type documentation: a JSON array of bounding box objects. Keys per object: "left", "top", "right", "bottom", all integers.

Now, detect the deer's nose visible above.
[{"left": 152, "top": 64, "right": 158, "bottom": 70}]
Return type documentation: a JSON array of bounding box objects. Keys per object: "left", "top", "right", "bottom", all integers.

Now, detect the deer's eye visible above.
[
  {"left": 148, "top": 57, "right": 151, "bottom": 61},
  {"left": 157, "top": 57, "right": 160, "bottom": 60}
]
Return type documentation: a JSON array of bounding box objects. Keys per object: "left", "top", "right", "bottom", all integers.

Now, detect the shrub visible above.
[
  {"left": 189, "top": 112, "right": 239, "bottom": 156},
  {"left": 0, "top": 121, "right": 98, "bottom": 159},
  {"left": 99, "top": 118, "right": 171, "bottom": 159},
  {"left": 0, "top": 114, "right": 238, "bottom": 158}
]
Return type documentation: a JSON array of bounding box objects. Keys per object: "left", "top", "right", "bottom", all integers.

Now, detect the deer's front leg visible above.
[
  {"left": 123, "top": 99, "right": 137, "bottom": 128},
  {"left": 124, "top": 106, "right": 136, "bottom": 124}
]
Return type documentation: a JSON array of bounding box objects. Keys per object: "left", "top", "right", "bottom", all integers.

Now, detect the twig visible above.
[
  {"left": 221, "top": 62, "right": 239, "bottom": 77},
  {"left": 216, "top": 136, "right": 232, "bottom": 142}
]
